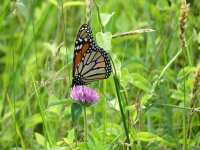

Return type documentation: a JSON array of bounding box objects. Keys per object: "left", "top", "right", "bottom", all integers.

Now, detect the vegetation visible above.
[{"left": 0, "top": 0, "right": 200, "bottom": 149}]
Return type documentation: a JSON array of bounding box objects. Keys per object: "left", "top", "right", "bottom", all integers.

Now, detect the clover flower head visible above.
[{"left": 70, "top": 86, "right": 99, "bottom": 105}]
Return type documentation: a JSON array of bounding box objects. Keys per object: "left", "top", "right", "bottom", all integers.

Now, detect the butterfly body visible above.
[{"left": 72, "top": 24, "right": 112, "bottom": 86}]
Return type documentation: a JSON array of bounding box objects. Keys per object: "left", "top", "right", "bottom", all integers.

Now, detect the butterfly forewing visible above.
[
  {"left": 73, "top": 25, "right": 91, "bottom": 73},
  {"left": 72, "top": 24, "right": 112, "bottom": 86}
]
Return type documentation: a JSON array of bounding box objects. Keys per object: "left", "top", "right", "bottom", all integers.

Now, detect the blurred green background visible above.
[{"left": 0, "top": 0, "right": 200, "bottom": 149}]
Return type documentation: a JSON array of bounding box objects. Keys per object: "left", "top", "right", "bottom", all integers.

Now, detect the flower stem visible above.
[{"left": 83, "top": 106, "right": 87, "bottom": 145}]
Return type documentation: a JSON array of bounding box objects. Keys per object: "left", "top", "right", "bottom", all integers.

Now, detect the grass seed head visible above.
[{"left": 179, "top": 2, "right": 189, "bottom": 48}]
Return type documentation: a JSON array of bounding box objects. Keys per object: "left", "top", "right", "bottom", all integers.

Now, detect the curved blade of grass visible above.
[{"left": 110, "top": 56, "right": 131, "bottom": 149}]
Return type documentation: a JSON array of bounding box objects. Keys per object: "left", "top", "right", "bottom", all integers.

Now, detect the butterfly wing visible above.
[
  {"left": 72, "top": 24, "right": 112, "bottom": 86},
  {"left": 79, "top": 47, "right": 112, "bottom": 84},
  {"left": 73, "top": 24, "right": 93, "bottom": 77}
]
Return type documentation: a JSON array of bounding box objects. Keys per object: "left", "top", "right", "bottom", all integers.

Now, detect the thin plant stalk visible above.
[
  {"left": 155, "top": 103, "right": 200, "bottom": 112},
  {"left": 101, "top": 80, "right": 107, "bottom": 145},
  {"left": 7, "top": 94, "right": 26, "bottom": 150},
  {"left": 83, "top": 106, "right": 88, "bottom": 145},
  {"left": 93, "top": 0, "right": 104, "bottom": 32},
  {"left": 144, "top": 48, "right": 182, "bottom": 109},
  {"left": 32, "top": 77, "right": 53, "bottom": 147},
  {"left": 179, "top": 1, "right": 189, "bottom": 149},
  {"left": 112, "top": 28, "right": 155, "bottom": 39},
  {"left": 183, "top": 66, "right": 187, "bottom": 150},
  {"left": 187, "top": 66, "right": 200, "bottom": 143},
  {"left": 11, "top": 40, "right": 26, "bottom": 150},
  {"left": 110, "top": 57, "right": 131, "bottom": 149}
]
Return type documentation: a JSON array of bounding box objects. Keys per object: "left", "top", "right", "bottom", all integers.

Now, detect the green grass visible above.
[{"left": 0, "top": 0, "right": 200, "bottom": 149}]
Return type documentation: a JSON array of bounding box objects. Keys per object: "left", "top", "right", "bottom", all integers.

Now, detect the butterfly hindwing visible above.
[{"left": 72, "top": 24, "right": 112, "bottom": 86}]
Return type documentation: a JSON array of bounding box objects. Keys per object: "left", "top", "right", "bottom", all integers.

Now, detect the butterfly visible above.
[{"left": 72, "top": 24, "right": 112, "bottom": 86}]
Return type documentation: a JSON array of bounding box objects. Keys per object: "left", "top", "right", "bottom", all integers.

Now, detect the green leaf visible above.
[
  {"left": 67, "top": 129, "right": 75, "bottom": 142},
  {"left": 132, "top": 73, "right": 151, "bottom": 92},
  {"left": 100, "top": 12, "right": 115, "bottom": 27},
  {"left": 177, "top": 66, "right": 196, "bottom": 80},
  {"left": 25, "top": 113, "right": 42, "bottom": 128},
  {"left": 197, "top": 32, "right": 200, "bottom": 44},
  {"left": 170, "top": 89, "right": 184, "bottom": 101},
  {"left": 125, "top": 105, "right": 137, "bottom": 122},
  {"left": 62, "top": 129, "right": 75, "bottom": 145},
  {"left": 96, "top": 32, "right": 112, "bottom": 51},
  {"left": 112, "top": 54, "right": 121, "bottom": 76},
  {"left": 49, "top": 0, "right": 85, "bottom": 8},
  {"left": 35, "top": 132, "right": 47, "bottom": 147},
  {"left": 48, "top": 99, "right": 71, "bottom": 108},
  {"left": 107, "top": 99, "right": 120, "bottom": 111},
  {"left": 141, "top": 94, "right": 153, "bottom": 105},
  {"left": 135, "top": 132, "right": 174, "bottom": 147},
  {"left": 49, "top": 147, "right": 68, "bottom": 150},
  {"left": 63, "top": 1, "right": 85, "bottom": 8},
  {"left": 137, "top": 132, "right": 163, "bottom": 142},
  {"left": 120, "top": 68, "right": 133, "bottom": 86},
  {"left": 71, "top": 103, "right": 82, "bottom": 123}
]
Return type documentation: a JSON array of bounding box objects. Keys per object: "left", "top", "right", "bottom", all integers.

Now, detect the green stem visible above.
[
  {"left": 7, "top": 94, "right": 26, "bottom": 150},
  {"left": 110, "top": 57, "right": 131, "bottom": 149},
  {"left": 32, "top": 76, "right": 52, "bottom": 147},
  {"left": 93, "top": 0, "right": 104, "bottom": 32},
  {"left": 155, "top": 103, "right": 200, "bottom": 112},
  {"left": 183, "top": 44, "right": 188, "bottom": 150},
  {"left": 11, "top": 41, "right": 26, "bottom": 150},
  {"left": 183, "top": 67, "right": 187, "bottom": 150},
  {"left": 83, "top": 106, "right": 87, "bottom": 146},
  {"left": 145, "top": 49, "right": 183, "bottom": 109}
]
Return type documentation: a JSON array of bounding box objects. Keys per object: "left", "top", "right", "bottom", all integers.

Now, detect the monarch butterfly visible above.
[{"left": 72, "top": 24, "right": 112, "bottom": 86}]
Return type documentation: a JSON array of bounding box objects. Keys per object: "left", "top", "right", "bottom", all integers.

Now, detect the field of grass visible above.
[{"left": 0, "top": 0, "right": 200, "bottom": 149}]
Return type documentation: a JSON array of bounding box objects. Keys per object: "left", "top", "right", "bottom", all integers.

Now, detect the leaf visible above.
[
  {"left": 48, "top": 98, "right": 71, "bottom": 108},
  {"left": 125, "top": 105, "right": 137, "bottom": 122},
  {"left": 63, "top": 1, "right": 85, "bottom": 8},
  {"left": 112, "top": 54, "right": 121, "bottom": 76},
  {"left": 196, "top": 31, "right": 200, "bottom": 44},
  {"left": 25, "top": 113, "right": 42, "bottom": 128},
  {"left": 120, "top": 68, "right": 133, "bottom": 86},
  {"left": 96, "top": 32, "right": 112, "bottom": 51},
  {"left": 135, "top": 132, "right": 174, "bottom": 147},
  {"left": 35, "top": 132, "right": 46, "bottom": 147},
  {"left": 177, "top": 66, "right": 196, "bottom": 80},
  {"left": 132, "top": 73, "right": 151, "bottom": 92},
  {"left": 62, "top": 129, "right": 75, "bottom": 145},
  {"left": 67, "top": 129, "right": 75, "bottom": 142},
  {"left": 49, "top": 0, "right": 85, "bottom": 8},
  {"left": 107, "top": 99, "right": 120, "bottom": 111},
  {"left": 141, "top": 94, "right": 153, "bottom": 105},
  {"left": 137, "top": 132, "right": 163, "bottom": 141},
  {"left": 48, "top": 147, "right": 68, "bottom": 150},
  {"left": 100, "top": 12, "right": 115, "bottom": 27},
  {"left": 71, "top": 103, "right": 82, "bottom": 123},
  {"left": 170, "top": 89, "right": 184, "bottom": 101}
]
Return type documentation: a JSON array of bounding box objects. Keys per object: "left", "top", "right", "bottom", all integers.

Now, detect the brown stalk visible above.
[{"left": 179, "top": 1, "right": 189, "bottom": 48}]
